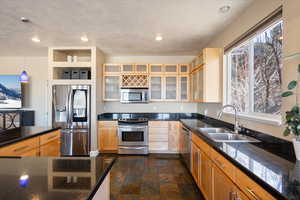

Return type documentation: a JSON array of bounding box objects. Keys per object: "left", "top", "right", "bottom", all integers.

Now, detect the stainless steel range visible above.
[{"left": 117, "top": 118, "right": 149, "bottom": 155}]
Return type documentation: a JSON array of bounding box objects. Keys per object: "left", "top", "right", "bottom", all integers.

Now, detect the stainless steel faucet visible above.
[{"left": 218, "top": 104, "right": 241, "bottom": 134}]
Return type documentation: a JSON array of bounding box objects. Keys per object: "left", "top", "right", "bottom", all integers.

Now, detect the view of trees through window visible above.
[{"left": 227, "top": 20, "right": 283, "bottom": 116}]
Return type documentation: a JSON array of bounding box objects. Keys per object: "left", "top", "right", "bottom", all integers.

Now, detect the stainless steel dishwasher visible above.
[{"left": 180, "top": 125, "right": 191, "bottom": 170}]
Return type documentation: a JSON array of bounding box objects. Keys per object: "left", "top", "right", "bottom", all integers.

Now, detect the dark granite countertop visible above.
[
  {"left": 0, "top": 156, "right": 116, "bottom": 200},
  {"left": 0, "top": 126, "right": 61, "bottom": 148},
  {"left": 180, "top": 119, "right": 300, "bottom": 200},
  {"left": 98, "top": 112, "right": 198, "bottom": 121}
]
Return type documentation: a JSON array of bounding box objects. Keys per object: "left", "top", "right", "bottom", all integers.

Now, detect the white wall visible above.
[
  {"left": 104, "top": 56, "right": 198, "bottom": 113},
  {"left": 198, "top": 0, "right": 288, "bottom": 140},
  {"left": 0, "top": 57, "right": 48, "bottom": 126}
]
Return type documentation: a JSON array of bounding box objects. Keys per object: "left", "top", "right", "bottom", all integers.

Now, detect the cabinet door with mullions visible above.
[
  {"left": 164, "top": 64, "right": 178, "bottom": 74},
  {"left": 104, "top": 76, "right": 120, "bottom": 100},
  {"left": 150, "top": 76, "right": 163, "bottom": 100},
  {"left": 179, "top": 75, "right": 189, "bottom": 101},
  {"left": 165, "top": 76, "right": 178, "bottom": 100}
]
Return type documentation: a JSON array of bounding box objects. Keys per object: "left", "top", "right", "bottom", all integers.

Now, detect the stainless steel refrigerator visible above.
[{"left": 52, "top": 85, "right": 91, "bottom": 156}]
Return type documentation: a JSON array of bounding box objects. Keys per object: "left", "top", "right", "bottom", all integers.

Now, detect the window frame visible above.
[{"left": 223, "top": 19, "right": 283, "bottom": 126}]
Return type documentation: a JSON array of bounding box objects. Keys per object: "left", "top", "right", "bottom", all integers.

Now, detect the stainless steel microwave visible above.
[{"left": 120, "top": 88, "right": 149, "bottom": 103}]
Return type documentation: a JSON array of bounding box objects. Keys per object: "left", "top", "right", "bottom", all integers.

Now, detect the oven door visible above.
[{"left": 118, "top": 126, "right": 148, "bottom": 146}]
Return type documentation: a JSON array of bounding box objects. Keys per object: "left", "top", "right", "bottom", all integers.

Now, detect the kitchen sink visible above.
[
  {"left": 198, "top": 128, "right": 260, "bottom": 143},
  {"left": 198, "top": 128, "right": 229, "bottom": 133},
  {"left": 207, "top": 132, "right": 260, "bottom": 143}
]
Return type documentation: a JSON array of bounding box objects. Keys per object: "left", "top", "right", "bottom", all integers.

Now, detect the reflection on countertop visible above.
[
  {"left": 180, "top": 119, "right": 300, "bottom": 200},
  {"left": 0, "top": 156, "right": 116, "bottom": 200}
]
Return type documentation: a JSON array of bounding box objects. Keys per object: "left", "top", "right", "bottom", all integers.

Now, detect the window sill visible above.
[{"left": 222, "top": 111, "right": 282, "bottom": 126}]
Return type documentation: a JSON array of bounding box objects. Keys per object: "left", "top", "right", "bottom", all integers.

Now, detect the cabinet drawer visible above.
[
  {"left": 191, "top": 133, "right": 211, "bottom": 156},
  {"left": 40, "top": 130, "right": 61, "bottom": 146},
  {"left": 211, "top": 148, "right": 236, "bottom": 182},
  {"left": 168, "top": 121, "right": 179, "bottom": 130},
  {"left": 149, "top": 121, "right": 169, "bottom": 128},
  {"left": 0, "top": 137, "right": 39, "bottom": 156},
  {"left": 149, "top": 128, "right": 168, "bottom": 142},
  {"left": 236, "top": 169, "right": 276, "bottom": 200},
  {"left": 149, "top": 142, "right": 168, "bottom": 151},
  {"left": 99, "top": 121, "right": 118, "bottom": 127}
]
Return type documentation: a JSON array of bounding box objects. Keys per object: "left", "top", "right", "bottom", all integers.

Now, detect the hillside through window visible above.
[{"left": 226, "top": 20, "right": 283, "bottom": 117}]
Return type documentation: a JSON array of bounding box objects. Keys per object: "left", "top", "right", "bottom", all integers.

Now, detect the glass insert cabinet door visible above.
[
  {"left": 149, "top": 64, "right": 163, "bottom": 74},
  {"left": 179, "top": 64, "right": 189, "bottom": 74},
  {"left": 104, "top": 64, "right": 121, "bottom": 73},
  {"left": 122, "top": 64, "right": 135, "bottom": 73},
  {"left": 150, "top": 76, "right": 163, "bottom": 100},
  {"left": 165, "top": 64, "right": 178, "bottom": 74},
  {"left": 104, "top": 76, "right": 120, "bottom": 100},
  {"left": 179, "top": 76, "right": 189, "bottom": 101},
  {"left": 165, "top": 76, "right": 178, "bottom": 100},
  {"left": 136, "top": 64, "right": 148, "bottom": 73}
]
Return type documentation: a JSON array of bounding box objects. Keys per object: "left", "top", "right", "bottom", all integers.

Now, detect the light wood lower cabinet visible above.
[
  {"left": 98, "top": 121, "right": 118, "bottom": 151},
  {"left": 212, "top": 163, "right": 237, "bottom": 200},
  {"left": 200, "top": 152, "right": 212, "bottom": 200},
  {"left": 0, "top": 130, "right": 61, "bottom": 157},
  {"left": 40, "top": 139, "right": 61, "bottom": 157},
  {"left": 149, "top": 121, "right": 180, "bottom": 153},
  {"left": 190, "top": 131, "right": 275, "bottom": 200},
  {"left": 149, "top": 121, "right": 169, "bottom": 151},
  {"left": 191, "top": 142, "right": 201, "bottom": 184},
  {"left": 236, "top": 169, "right": 276, "bottom": 200}
]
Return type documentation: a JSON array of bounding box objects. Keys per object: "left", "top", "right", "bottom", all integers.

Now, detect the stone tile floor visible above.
[{"left": 110, "top": 155, "right": 204, "bottom": 200}]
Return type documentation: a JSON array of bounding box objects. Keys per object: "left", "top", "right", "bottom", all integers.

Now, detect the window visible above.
[{"left": 225, "top": 20, "right": 283, "bottom": 120}]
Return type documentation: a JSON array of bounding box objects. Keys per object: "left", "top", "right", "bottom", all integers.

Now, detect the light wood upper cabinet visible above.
[
  {"left": 179, "top": 64, "right": 190, "bottom": 74},
  {"left": 122, "top": 64, "right": 135, "bottom": 73},
  {"left": 103, "top": 75, "right": 120, "bottom": 101},
  {"left": 165, "top": 76, "right": 178, "bottom": 101},
  {"left": 102, "top": 63, "right": 190, "bottom": 102},
  {"left": 103, "top": 64, "right": 121, "bottom": 74},
  {"left": 149, "top": 64, "right": 164, "bottom": 74},
  {"left": 190, "top": 48, "right": 221, "bottom": 103},
  {"left": 98, "top": 121, "right": 118, "bottom": 151},
  {"left": 179, "top": 75, "right": 189, "bottom": 101},
  {"left": 164, "top": 64, "right": 178, "bottom": 74},
  {"left": 135, "top": 64, "right": 148, "bottom": 73},
  {"left": 150, "top": 76, "right": 164, "bottom": 101}
]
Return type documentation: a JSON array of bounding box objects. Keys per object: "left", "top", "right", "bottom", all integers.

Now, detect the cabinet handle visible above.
[
  {"left": 13, "top": 145, "right": 29, "bottom": 152},
  {"left": 214, "top": 158, "right": 225, "bottom": 168},
  {"left": 246, "top": 187, "right": 261, "bottom": 200},
  {"left": 47, "top": 135, "right": 58, "bottom": 140}
]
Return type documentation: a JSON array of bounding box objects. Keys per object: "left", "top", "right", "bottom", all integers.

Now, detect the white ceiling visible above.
[{"left": 0, "top": 0, "right": 254, "bottom": 56}]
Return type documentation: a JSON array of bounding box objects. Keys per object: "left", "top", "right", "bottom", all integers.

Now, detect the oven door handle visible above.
[
  {"left": 119, "top": 146, "right": 147, "bottom": 150},
  {"left": 118, "top": 126, "right": 147, "bottom": 130}
]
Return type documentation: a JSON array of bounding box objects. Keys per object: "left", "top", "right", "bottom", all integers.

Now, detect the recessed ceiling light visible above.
[
  {"left": 31, "top": 37, "right": 40, "bottom": 43},
  {"left": 81, "top": 36, "right": 89, "bottom": 42},
  {"left": 155, "top": 34, "right": 163, "bottom": 41},
  {"left": 20, "top": 17, "right": 30, "bottom": 23},
  {"left": 219, "top": 5, "right": 231, "bottom": 13}
]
